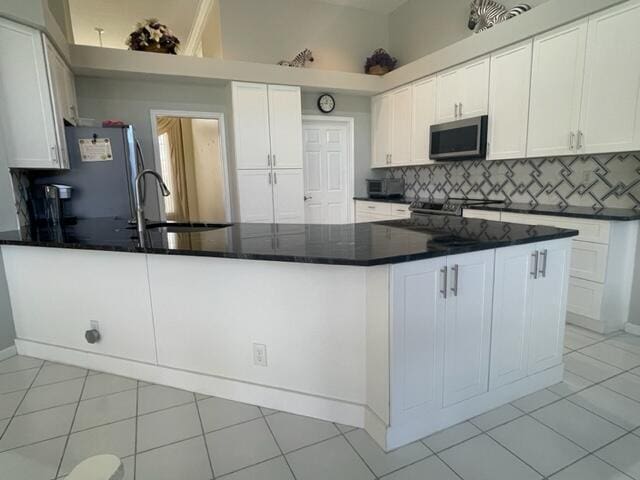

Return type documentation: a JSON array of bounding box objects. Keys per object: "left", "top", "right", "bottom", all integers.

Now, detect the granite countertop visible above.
[
  {"left": 353, "top": 196, "right": 413, "bottom": 205},
  {"left": 0, "top": 217, "right": 577, "bottom": 266},
  {"left": 466, "top": 202, "right": 640, "bottom": 221}
]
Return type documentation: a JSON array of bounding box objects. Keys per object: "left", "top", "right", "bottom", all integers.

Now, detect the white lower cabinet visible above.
[
  {"left": 236, "top": 170, "right": 275, "bottom": 223},
  {"left": 1, "top": 247, "right": 157, "bottom": 363},
  {"left": 354, "top": 200, "right": 411, "bottom": 222},
  {"left": 273, "top": 169, "right": 305, "bottom": 223}
]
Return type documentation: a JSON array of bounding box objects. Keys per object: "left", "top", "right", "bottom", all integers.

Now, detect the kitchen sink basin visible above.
[{"left": 123, "top": 222, "right": 233, "bottom": 233}]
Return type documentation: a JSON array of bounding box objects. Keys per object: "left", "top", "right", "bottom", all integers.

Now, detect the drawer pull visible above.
[
  {"left": 538, "top": 249, "right": 548, "bottom": 278},
  {"left": 530, "top": 251, "right": 539, "bottom": 279}
]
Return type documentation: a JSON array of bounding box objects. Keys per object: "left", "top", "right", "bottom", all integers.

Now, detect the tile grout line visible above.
[
  {"left": 336, "top": 424, "right": 382, "bottom": 479},
  {"left": 193, "top": 393, "right": 217, "bottom": 480},
  {"left": 0, "top": 361, "right": 45, "bottom": 442},
  {"left": 260, "top": 409, "right": 299, "bottom": 480},
  {"left": 54, "top": 369, "right": 90, "bottom": 479}
]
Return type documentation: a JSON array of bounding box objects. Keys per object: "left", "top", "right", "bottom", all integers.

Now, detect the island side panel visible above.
[{"left": 146, "top": 254, "right": 368, "bottom": 418}]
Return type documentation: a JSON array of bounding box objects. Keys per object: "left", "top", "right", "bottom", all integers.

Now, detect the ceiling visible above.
[
  {"left": 312, "top": 0, "right": 409, "bottom": 14},
  {"left": 68, "top": 0, "right": 201, "bottom": 50}
]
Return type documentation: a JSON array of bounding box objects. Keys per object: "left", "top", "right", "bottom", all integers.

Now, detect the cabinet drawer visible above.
[
  {"left": 355, "top": 201, "right": 392, "bottom": 216},
  {"left": 567, "top": 277, "right": 603, "bottom": 320},
  {"left": 571, "top": 241, "right": 608, "bottom": 283},
  {"left": 500, "top": 212, "right": 610, "bottom": 244},
  {"left": 355, "top": 212, "right": 388, "bottom": 223},
  {"left": 390, "top": 203, "right": 411, "bottom": 218},
  {"left": 462, "top": 209, "right": 501, "bottom": 221}
]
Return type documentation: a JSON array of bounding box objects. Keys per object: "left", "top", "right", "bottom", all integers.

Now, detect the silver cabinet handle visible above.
[
  {"left": 367, "top": 205, "right": 376, "bottom": 209},
  {"left": 440, "top": 267, "right": 448, "bottom": 299},
  {"left": 569, "top": 131, "right": 575, "bottom": 150},
  {"left": 273, "top": 172, "right": 277, "bottom": 184},
  {"left": 267, "top": 154, "right": 271, "bottom": 167},
  {"left": 538, "top": 249, "right": 548, "bottom": 278},
  {"left": 268, "top": 172, "right": 272, "bottom": 184},
  {"left": 459, "top": 102, "right": 463, "bottom": 117},
  {"left": 389, "top": 154, "right": 392, "bottom": 164},
  {"left": 577, "top": 130, "right": 584, "bottom": 150},
  {"left": 530, "top": 251, "right": 539, "bottom": 279},
  {"left": 454, "top": 103, "right": 458, "bottom": 118},
  {"left": 450, "top": 264, "right": 459, "bottom": 297},
  {"left": 304, "top": 195, "right": 312, "bottom": 201},
  {"left": 273, "top": 154, "right": 277, "bottom": 166}
]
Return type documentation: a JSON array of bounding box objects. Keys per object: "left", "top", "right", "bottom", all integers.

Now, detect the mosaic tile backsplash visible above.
[{"left": 386, "top": 152, "right": 640, "bottom": 209}]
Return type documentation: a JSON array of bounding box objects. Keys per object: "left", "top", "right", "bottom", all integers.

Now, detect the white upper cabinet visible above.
[
  {"left": 578, "top": 0, "right": 640, "bottom": 154},
  {"left": 390, "top": 86, "right": 413, "bottom": 165},
  {"left": 487, "top": 41, "right": 533, "bottom": 160},
  {"left": 273, "top": 169, "right": 305, "bottom": 223},
  {"left": 0, "top": 19, "right": 68, "bottom": 169},
  {"left": 436, "top": 57, "right": 490, "bottom": 123},
  {"left": 268, "top": 85, "right": 303, "bottom": 169},
  {"left": 371, "top": 93, "right": 392, "bottom": 167},
  {"left": 527, "top": 20, "right": 588, "bottom": 157},
  {"left": 232, "top": 82, "right": 272, "bottom": 170},
  {"left": 411, "top": 77, "right": 437, "bottom": 164},
  {"left": 235, "top": 169, "right": 274, "bottom": 222}
]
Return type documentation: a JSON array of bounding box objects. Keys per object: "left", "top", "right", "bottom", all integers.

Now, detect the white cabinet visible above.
[
  {"left": 527, "top": 20, "right": 588, "bottom": 157},
  {"left": 391, "top": 249, "right": 494, "bottom": 422},
  {"left": 490, "top": 240, "right": 570, "bottom": 388},
  {"left": 236, "top": 170, "right": 274, "bottom": 223},
  {"left": 273, "top": 169, "right": 305, "bottom": 223},
  {"left": 371, "top": 94, "right": 392, "bottom": 168},
  {"left": 0, "top": 18, "right": 76, "bottom": 169},
  {"left": 2, "top": 246, "right": 157, "bottom": 363},
  {"left": 487, "top": 41, "right": 533, "bottom": 160},
  {"left": 371, "top": 86, "right": 412, "bottom": 167},
  {"left": 578, "top": 0, "right": 640, "bottom": 154},
  {"left": 411, "top": 77, "right": 437, "bottom": 164},
  {"left": 354, "top": 200, "right": 411, "bottom": 222},
  {"left": 231, "top": 82, "right": 304, "bottom": 223},
  {"left": 436, "top": 57, "right": 490, "bottom": 123}
]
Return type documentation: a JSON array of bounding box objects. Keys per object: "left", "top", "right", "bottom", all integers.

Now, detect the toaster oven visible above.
[{"left": 366, "top": 178, "right": 404, "bottom": 198}]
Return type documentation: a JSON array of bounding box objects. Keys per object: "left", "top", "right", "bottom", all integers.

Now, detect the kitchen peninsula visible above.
[{"left": 0, "top": 217, "right": 577, "bottom": 450}]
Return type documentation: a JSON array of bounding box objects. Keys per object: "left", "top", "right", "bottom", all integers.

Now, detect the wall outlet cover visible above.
[{"left": 253, "top": 343, "right": 267, "bottom": 367}]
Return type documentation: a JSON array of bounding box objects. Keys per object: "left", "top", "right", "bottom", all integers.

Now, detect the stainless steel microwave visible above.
[{"left": 429, "top": 115, "right": 488, "bottom": 161}]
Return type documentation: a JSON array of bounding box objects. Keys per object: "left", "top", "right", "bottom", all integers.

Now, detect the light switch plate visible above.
[{"left": 253, "top": 343, "right": 267, "bottom": 367}]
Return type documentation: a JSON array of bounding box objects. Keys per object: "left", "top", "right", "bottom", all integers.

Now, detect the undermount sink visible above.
[{"left": 124, "top": 222, "right": 233, "bottom": 233}]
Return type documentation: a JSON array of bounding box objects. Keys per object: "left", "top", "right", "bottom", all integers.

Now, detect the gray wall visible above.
[
  {"left": 76, "top": 76, "right": 231, "bottom": 220},
  {"left": 301, "top": 93, "right": 381, "bottom": 197},
  {"left": 389, "top": 0, "right": 550, "bottom": 65},
  {"left": 0, "top": 254, "right": 15, "bottom": 351}
]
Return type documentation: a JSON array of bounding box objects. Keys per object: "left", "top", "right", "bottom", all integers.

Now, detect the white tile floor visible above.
[{"left": 1, "top": 325, "right": 640, "bottom": 479}]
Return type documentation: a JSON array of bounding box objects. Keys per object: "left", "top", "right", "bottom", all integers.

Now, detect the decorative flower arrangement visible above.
[
  {"left": 126, "top": 19, "right": 180, "bottom": 54},
  {"left": 365, "top": 48, "right": 398, "bottom": 75}
]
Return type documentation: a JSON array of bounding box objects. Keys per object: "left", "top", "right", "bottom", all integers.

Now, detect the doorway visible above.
[
  {"left": 150, "top": 110, "right": 231, "bottom": 222},
  {"left": 302, "top": 116, "right": 354, "bottom": 224}
]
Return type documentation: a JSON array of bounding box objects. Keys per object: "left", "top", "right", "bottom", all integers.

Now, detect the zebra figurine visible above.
[
  {"left": 278, "top": 49, "right": 314, "bottom": 68},
  {"left": 468, "top": 1, "right": 531, "bottom": 33}
]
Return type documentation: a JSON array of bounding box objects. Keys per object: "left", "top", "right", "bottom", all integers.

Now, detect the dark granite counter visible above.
[
  {"left": 466, "top": 202, "right": 640, "bottom": 221},
  {"left": 353, "top": 197, "right": 412, "bottom": 205},
  {"left": 0, "top": 217, "right": 577, "bottom": 266}
]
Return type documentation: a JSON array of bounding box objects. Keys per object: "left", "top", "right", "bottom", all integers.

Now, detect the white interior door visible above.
[
  {"left": 303, "top": 121, "right": 350, "bottom": 224},
  {"left": 273, "top": 169, "right": 305, "bottom": 223}
]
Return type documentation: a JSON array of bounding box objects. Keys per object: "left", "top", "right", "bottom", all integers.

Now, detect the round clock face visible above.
[{"left": 318, "top": 94, "right": 335, "bottom": 113}]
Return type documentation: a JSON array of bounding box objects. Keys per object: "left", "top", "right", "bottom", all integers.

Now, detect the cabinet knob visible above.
[{"left": 85, "top": 329, "right": 101, "bottom": 344}]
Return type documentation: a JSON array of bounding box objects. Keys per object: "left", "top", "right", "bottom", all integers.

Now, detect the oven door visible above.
[{"left": 430, "top": 115, "right": 488, "bottom": 161}]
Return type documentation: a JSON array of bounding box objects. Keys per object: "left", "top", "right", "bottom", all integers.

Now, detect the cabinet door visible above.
[
  {"left": 411, "top": 77, "right": 437, "bottom": 164},
  {"left": 390, "top": 257, "right": 447, "bottom": 424},
  {"left": 236, "top": 170, "right": 274, "bottom": 222},
  {"left": 436, "top": 68, "right": 460, "bottom": 123},
  {"left": 390, "top": 86, "right": 412, "bottom": 165},
  {"left": 268, "top": 85, "right": 303, "bottom": 168},
  {"left": 0, "top": 19, "right": 59, "bottom": 169},
  {"left": 488, "top": 41, "right": 532, "bottom": 160},
  {"left": 443, "top": 250, "right": 494, "bottom": 406},
  {"left": 273, "top": 169, "right": 305, "bottom": 223},
  {"left": 43, "top": 37, "right": 70, "bottom": 168},
  {"left": 459, "top": 57, "right": 490, "bottom": 119},
  {"left": 232, "top": 82, "right": 272, "bottom": 169},
  {"left": 579, "top": 0, "right": 640, "bottom": 154},
  {"left": 529, "top": 239, "right": 570, "bottom": 374},
  {"left": 490, "top": 244, "right": 535, "bottom": 389},
  {"left": 527, "top": 20, "right": 588, "bottom": 157},
  {"left": 371, "top": 94, "right": 392, "bottom": 167}
]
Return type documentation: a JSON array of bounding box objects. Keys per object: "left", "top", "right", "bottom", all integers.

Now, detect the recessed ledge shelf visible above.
[{"left": 69, "top": 44, "right": 384, "bottom": 95}]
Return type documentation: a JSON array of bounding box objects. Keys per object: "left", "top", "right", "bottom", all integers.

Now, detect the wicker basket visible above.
[
  {"left": 367, "top": 65, "right": 390, "bottom": 76},
  {"left": 138, "top": 43, "right": 172, "bottom": 54}
]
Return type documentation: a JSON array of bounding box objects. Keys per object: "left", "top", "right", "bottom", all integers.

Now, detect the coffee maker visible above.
[{"left": 39, "top": 184, "right": 73, "bottom": 225}]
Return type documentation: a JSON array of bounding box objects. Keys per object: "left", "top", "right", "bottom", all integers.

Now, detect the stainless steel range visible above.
[{"left": 409, "top": 197, "right": 504, "bottom": 217}]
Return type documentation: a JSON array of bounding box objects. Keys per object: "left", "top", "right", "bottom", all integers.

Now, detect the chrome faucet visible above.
[{"left": 135, "top": 169, "right": 170, "bottom": 243}]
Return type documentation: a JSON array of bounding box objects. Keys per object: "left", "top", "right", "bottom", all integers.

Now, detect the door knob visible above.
[
  {"left": 85, "top": 329, "right": 101, "bottom": 344},
  {"left": 304, "top": 195, "right": 312, "bottom": 201}
]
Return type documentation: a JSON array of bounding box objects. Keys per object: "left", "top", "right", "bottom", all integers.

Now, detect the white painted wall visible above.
[
  {"left": 0, "top": 116, "right": 16, "bottom": 351},
  {"left": 389, "top": 0, "right": 551, "bottom": 65},
  {"left": 218, "top": 0, "right": 389, "bottom": 73}
]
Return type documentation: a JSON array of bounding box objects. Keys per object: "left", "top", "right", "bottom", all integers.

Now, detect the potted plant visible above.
[
  {"left": 365, "top": 48, "right": 397, "bottom": 75},
  {"left": 126, "top": 19, "right": 180, "bottom": 54}
]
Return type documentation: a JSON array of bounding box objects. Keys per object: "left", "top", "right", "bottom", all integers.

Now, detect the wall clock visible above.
[{"left": 317, "top": 93, "right": 336, "bottom": 114}]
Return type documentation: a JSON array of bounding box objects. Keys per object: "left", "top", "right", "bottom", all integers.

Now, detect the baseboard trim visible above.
[
  {"left": 14, "top": 339, "right": 367, "bottom": 428},
  {"left": 566, "top": 312, "right": 619, "bottom": 334},
  {"left": 0, "top": 344, "right": 17, "bottom": 361},
  {"left": 625, "top": 323, "right": 640, "bottom": 336}
]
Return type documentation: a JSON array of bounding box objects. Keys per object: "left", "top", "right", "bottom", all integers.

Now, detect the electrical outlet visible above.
[{"left": 253, "top": 343, "right": 267, "bottom": 367}]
